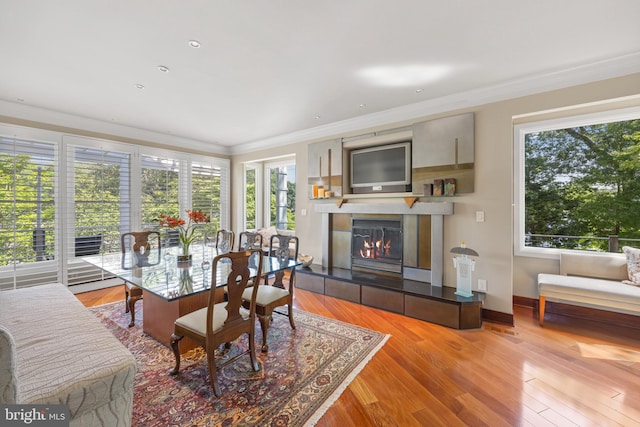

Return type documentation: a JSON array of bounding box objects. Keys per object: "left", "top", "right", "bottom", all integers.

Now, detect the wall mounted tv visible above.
[{"left": 350, "top": 141, "right": 412, "bottom": 194}]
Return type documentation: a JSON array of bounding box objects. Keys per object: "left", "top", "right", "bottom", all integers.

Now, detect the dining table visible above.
[{"left": 83, "top": 246, "right": 300, "bottom": 351}]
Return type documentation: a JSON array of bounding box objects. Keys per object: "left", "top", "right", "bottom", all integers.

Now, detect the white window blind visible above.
[
  {"left": 192, "top": 160, "right": 226, "bottom": 239},
  {"left": 65, "top": 143, "right": 131, "bottom": 286},
  {"left": 140, "top": 154, "right": 180, "bottom": 232},
  {"left": 0, "top": 136, "right": 58, "bottom": 289}
]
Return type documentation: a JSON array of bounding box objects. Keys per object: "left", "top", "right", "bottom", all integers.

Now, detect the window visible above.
[
  {"left": 141, "top": 154, "right": 180, "bottom": 228},
  {"left": 0, "top": 137, "right": 57, "bottom": 289},
  {"left": 66, "top": 143, "right": 131, "bottom": 285},
  {"left": 243, "top": 164, "right": 258, "bottom": 230},
  {"left": 0, "top": 125, "right": 230, "bottom": 290},
  {"left": 514, "top": 106, "right": 640, "bottom": 257},
  {"left": 264, "top": 160, "right": 296, "bottom": 230},
  {"left": 191, "top": 159, "right": 228, "bottom": 239}
]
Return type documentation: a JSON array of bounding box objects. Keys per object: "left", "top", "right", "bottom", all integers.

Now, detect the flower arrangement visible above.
[{"left": 158, "top": 209, "right": 210, "bottom": 258}]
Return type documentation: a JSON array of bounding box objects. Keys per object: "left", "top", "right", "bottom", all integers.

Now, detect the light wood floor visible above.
[{"left": 77, "top": 286, "right": 640, "bottom": 426}]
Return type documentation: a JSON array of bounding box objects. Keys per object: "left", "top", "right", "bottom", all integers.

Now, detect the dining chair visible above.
[
  {"left": 215, "top": 229, "right": 235, "bottom": 253},
  {"left": 121, "top": 231, "right": 161, "bottom": 327},
  {"left": 237, "top": 231, "right": 263, "bottom": 251},
  {"left": 243, "top": 234, "right": 299, "bottom": 352},
  {"left": 169, "top": 249, "right": 263, "bottom": 397}
]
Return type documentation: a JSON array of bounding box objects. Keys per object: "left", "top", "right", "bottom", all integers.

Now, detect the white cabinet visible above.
[{"left": 412, "top": 113, "right": 474, "bottom": 168}]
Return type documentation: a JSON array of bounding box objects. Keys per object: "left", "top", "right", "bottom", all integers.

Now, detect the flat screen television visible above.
[{"left": 350, "top": 141, "right": 411, "bottom": 194}]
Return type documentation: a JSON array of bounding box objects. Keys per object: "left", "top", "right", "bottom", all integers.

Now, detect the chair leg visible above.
[
  {"left": 124, "top": 285, "right": 130, "bottom": 313},
  {"left": 168, "top": 334, "right": 183, "bottom": 375},
  {"left": 258, "top": 313, "right": 270, "bottom": 352},
  {"left": 539, "top": 295, "right": 546, "bottom": 325},
  {"left": 206, "top": 345, "right": 222, "bottom": 397},
  {"left": 288, "top": 303, "right": 296, "bottom": 330},
  {"left": 248, "top": 330, "right": 260, "bottom": 372},
  {"left": 127, "top": 294, "right": 141, "bottom": 327}
]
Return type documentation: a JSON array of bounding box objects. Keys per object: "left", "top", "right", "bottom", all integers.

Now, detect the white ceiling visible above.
[{"left": 1, "top": 0, "right": 639, "bottom": 155}]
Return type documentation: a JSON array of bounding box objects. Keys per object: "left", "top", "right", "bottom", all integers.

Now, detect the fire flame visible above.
[{"left": 359, "top": 239, "right": 392, "bottom": 258}]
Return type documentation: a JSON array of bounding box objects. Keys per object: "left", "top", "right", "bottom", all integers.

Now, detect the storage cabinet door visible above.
[{"left": 412, "top": 113, "right": 474, "bottom": 168}]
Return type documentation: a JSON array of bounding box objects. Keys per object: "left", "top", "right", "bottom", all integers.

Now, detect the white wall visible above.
[{"left": 231, "top": 73, "right": 640, "bottom": 316}]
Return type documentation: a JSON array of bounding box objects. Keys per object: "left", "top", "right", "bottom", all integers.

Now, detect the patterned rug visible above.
[{"left": 90, "top": 301, "right": 389, "bottom": 426}]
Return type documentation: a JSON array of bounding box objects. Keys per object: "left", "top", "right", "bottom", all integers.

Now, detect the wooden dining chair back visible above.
[
  {"left": 243, "top": 234, "right": 299, "bottom": 352},
  {"left": 215, "top": 229, "right": 235, "bottom": 253},
  {"left": 169, "top": 249, "right": 263, "bottom": 397},
  {"left": 120, "top": 231, "right": 161, "bottom": 327},
  {"left": 237, "top": 231, "right": 263, "bottom": 251}
]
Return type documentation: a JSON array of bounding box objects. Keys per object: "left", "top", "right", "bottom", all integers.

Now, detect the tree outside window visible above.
[{"left": 523, "top": 115, "right": 640, "bottom": 252}]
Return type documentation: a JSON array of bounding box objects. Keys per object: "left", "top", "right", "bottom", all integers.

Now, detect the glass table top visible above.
[{"left": 82, "top": 246, "right": 299, "bottom": 302}]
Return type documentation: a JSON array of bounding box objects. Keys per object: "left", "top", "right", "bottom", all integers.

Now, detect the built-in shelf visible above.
[{"left": 296, "top": 265, "right": 484, "bottom": 329}]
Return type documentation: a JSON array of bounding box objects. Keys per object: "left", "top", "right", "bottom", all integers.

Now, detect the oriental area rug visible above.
[{"left": 90, "top": 302, "right": 389, "bottom": 427}]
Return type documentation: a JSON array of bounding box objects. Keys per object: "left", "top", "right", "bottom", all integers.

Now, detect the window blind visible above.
[
  {"left": 65, "top": 143, "right": 131, "bottom": 286},
  {"left": 0, "top": 136, "right": 58, "bottom": 289}
]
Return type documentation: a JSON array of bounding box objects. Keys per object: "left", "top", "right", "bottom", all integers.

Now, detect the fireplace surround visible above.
[
  {"left": 314, "top": 200, "right": 453, "bottom": 285},
  {"left": 304, "top": 200, "right": 484, "bottom": 330}
]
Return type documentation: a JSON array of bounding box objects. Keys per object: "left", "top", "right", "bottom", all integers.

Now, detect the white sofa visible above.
[
  {"left": 537, "top": 251, "right": 640, "bottom": 324},
  {"left": 0, "top": 283, "right": 136, "bottom": 427}
]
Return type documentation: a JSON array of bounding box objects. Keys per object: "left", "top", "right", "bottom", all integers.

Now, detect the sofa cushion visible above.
[
  {"left": 538, "top": 273, "right": 640, "bottom": 314},
  {"left": 622, "top": 246, "right": 640, "bottom": 286},
  {"left": 0, "top": 325, "right": 19, "bottom": 404},
  {"left": 0, "top": 283, "right": 135, "bottom": 422}
]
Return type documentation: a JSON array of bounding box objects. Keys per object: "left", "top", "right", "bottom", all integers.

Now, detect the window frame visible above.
[
  {"left": 242, "top": 162, "right": 262, "bottom": 231},
  {"left": 263, "top": 158, "right": 296, "bottom": 230},
  {"left": 513, "top": 105, "right": 640, "bottom": 259}
]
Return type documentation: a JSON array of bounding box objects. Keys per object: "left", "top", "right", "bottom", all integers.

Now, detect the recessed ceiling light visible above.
[
  {"left": 415, "top": 89, "right": 423, "bottom": 93},
  {"left": 359, "top": 104, "right": 366, "bottom": 108},
  {"left": 188, "top": 40, "right": 201, "bottom": 48},
  {"left": 157, "top": 65, "right": 170, "bottom": 73},
  {"left": 135, "top": 84, "right": 145, "bottom": 89},
  {"left": 314, "top": 115, "right": 321, "bottom": 120}
]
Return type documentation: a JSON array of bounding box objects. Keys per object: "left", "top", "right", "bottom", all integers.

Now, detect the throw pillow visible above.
[
  {"left": 622, "top": 246, "right": 640, "bottom": 286},
  {"left": 256, "top": 226, "right": 277, "bottom": 245}
]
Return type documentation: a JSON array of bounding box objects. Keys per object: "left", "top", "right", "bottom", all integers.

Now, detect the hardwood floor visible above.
[{"left": 76, "top": 286, "right": 640, "bottom": 426}]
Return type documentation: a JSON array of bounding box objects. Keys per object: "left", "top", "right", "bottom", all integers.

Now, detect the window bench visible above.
[{"left": 537, "top": 252, "right": 640, "bottom": 325}]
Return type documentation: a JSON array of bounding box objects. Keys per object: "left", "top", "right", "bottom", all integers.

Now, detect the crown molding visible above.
[
  {"left": 230, "top": 52, "right": 640, "bottom": 155},
  {"left": 0, "top": 99, "right": 231, "bottom": 155}
]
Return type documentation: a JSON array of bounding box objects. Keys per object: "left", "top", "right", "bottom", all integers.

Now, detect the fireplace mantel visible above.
[
  {"left": 313, "top": 201, "right": 453, "bottom": 286},
  {"left": 314, "top": 200, "right": 453, "bottom": 215}
]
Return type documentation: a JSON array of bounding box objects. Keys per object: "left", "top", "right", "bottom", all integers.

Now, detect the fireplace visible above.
[{"left": 351, "top": 217, "right": 402, "bottom": 274}]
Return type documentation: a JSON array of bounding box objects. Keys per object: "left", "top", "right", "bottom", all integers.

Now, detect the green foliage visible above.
[
  {"left": 245, "top": 168, "right": 256, "bottom": 229},
  {"left": 0, "top": 152, "right": 56, "bottom": 264},
  {"left": 525, "top": 119, "right": 640, "bottom": 251}
]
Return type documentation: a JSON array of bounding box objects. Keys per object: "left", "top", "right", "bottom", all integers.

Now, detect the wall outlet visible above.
[
  {"left": 301, "top": 208, "right": 307, "bottom": 216},
  {"left": 477, "top": 279, "right": 487, "bottom": 292},
  {"left": 475, "top": 211, "right": 485, "bottom": 222}
]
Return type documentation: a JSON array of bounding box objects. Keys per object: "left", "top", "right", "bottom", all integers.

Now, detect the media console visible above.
[{"left": 296, "top": 265, "right": 484, "bottom": 329}]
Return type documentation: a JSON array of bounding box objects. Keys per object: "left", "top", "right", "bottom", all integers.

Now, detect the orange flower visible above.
[{"left": 158, "top": 209, "right": 210, "bottom": 255}]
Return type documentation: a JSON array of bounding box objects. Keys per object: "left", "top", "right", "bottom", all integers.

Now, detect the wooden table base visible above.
[{"left": 143, "top": 290, "right": 210, "bottom": 353}]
